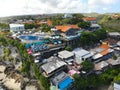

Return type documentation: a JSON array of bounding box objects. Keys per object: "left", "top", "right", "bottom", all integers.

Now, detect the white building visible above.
[
  {"left": 64, "top": 14, "right": 73, "bottom": 18},
  {"left": 9, "top": 24, "right": 25, "bottom": 33},
  {"left": 73, "top": 48, "right": 93, "bottom": 64},
  {"left": 114, "top": 83, "right": 120, "bottom": 90},
  {"left": 58, "top": 50, "right": 75, "bottom": 64}
]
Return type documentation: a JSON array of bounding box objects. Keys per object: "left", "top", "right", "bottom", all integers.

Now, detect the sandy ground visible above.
[
  {"left": 0, "top": 65, "right": 6, "bottom": 81},
  {"left": 25, "top": 85, "right": 38, "bottom": 90},
  {"left": 0, "top": 65, "right": 21, "bottom": 90},
  {"left": 3, "top": 78, "right": 21, "bottom": 90},
  {"left": 0, "top": 64, "right": 39, "bottom": 90}
]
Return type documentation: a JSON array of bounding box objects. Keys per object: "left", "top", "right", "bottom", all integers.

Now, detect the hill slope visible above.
[{"left": 98, "top": 14, "right": 120, "bottom": 32}]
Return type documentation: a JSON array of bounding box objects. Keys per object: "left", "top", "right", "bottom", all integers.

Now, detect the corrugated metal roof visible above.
[
  {"left": 41, "top": 58, "right": 66, "bottom": 74},
  {"left": 58, "top": 50, "right": 74, "bottom": 59},
  {"left": 73, "top": 48, "right": 90, "bottom": 57}
]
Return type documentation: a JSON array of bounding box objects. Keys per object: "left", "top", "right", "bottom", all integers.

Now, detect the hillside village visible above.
[{"left": 0, "top": 13, "right": 120, "bottom": 90}]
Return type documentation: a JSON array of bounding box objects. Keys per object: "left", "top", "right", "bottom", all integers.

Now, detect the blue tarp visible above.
[
  {"left": 58, "top": 77, "right": 73, "bottom": 90},
  {"left": 26, "top": 42, "right": 45, "bottom": 49}
]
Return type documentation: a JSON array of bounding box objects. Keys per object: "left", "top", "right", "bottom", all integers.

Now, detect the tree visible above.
[
  {"left": 108, "top": 17, "right": 112, "bottom": 20},
  {"left": 21, "top": 59, "right": 31, "bottom": 76},
  {"left": 73, "top": 74, "right": 88, "bottom": 90},
  {"left": 65, "top": 46, "right": 72, "bottom": 51},
  {"left": 113, "top": 55, "right": 117, "bottom": 60},
  {"left": 80, "top": 32, "right": 97, "bottom": 46},
  {"left": 25, "top": 23, "right": 38, "bottom": 29},
  {"left": 73, "top": 67, "right": 120, "bottom": 90},
  {"left": 81, "top": 61, "right": 94, "bottom": 71},
  {"left": 40, "top": 75, "right": 50, "bottom": 90},
  {"left": 41, "top": 24, "right": 51, "bottom": 32},
  {"left": 114, "top": 73, "right": 120, "bottom": 83},
  {"left": 0, "top": 23, "right": 9, "bottom": 29},
  {"left": 72, "top": 14, "right": 84, "bottom": 18},
  {"left": 94, "top": 29, "right": 107, "bottom": 41},
  {"left": 80, "top": 29, "right": 107, "bottom": 47},
  {"left": 33, "top": 63, "right": 40, "bottom": 79},
  {"left": 77, "top": 21, "right": 90, "bottom": 29}
]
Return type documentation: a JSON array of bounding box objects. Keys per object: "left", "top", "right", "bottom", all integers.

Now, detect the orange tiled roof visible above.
[
  {"left": 99, "top": 42, "right": 109, "bottom": 49},
  {"left": 55, "top": 25, "right": 79, "bottom": 32},
  {"left": 100, "top": 50, "right": 109, "bottom": 56},
  {"left": 83, "top": 17, "right": 96, "bottom": 21},
  {"left": 99, "top": 42, "right": 110, "bottom": 56},
  {"left": 37, "top": 19, "right": 52, "bottom": 26},
  {"left": 47, "top": 19, "right": 52, "bottom": 26}
]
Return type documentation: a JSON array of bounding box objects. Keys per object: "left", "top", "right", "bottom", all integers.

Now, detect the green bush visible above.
[
  {"left": 113, "top": 55, "right": 117, "bottom": 60},
  {"left": 65, "top": 46, "right": 72, "bottom": 51}
]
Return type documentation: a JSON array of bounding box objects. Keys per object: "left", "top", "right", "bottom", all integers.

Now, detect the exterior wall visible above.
[
  {"left": 89, "top": 20, "right": 97, "bottom": 24},
  {"left": 114, "top": 83, "right": 120, "bottom": 90},
  {"left": 10, "top": 24, "right": 25, "bottom": 33},
  {"left": 94, "top": 52, "right": 114, "bottom": 63},
  {"left": 84, "top": 20, "right": 97, "bottom": 24},
  {"left": 108, "top": 35, "right": 120, "bottom": 40},
  {"left": 65, "top": 28, "right": 78, "bottom": 36}
]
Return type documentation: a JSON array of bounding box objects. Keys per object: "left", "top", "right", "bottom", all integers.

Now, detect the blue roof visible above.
[{"left": 58, "top": 77, "right": 73, "bottom": 90}]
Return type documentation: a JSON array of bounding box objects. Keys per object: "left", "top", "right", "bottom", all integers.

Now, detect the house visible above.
[
  {"left": 55, "top": 25, "right": 79, "bottom": 33},
  {"left": 58, "top": 50, "right": 75, "bottom": 64},
  {"left": 51, "top": 72, "right": 73, "bottom": 90},
  {"left": 41, "top": 56, "right": 67, "bottom": 77},
  {"left": 73, "top": 48, "right": 93, "bottom": 64},
  {"left": 103, "top": 38, "right": 118, "bottom": 48},
  {"left": 37, "top": 19, "right": 52, "bottom": 26},
  {"left": 94, "top": 61, "right": 109, "bottom": 74},
  {"left": 64, "top": 14, "right": 73, "bottom": 18},
  {"left": 92, "top": 53, "right": 103, "bottom": 62},
  {"left": 99, "top": 42, "right": 114, "bottom": 58},
  {"left": 23, "top": 20, "right": 34, "bottom": 24},
  {"left": 89, "top": 24, "right": 101, "bottom": 31},
  {"left": 54, "top": 25, "right": 81, "bottom": 47},
  {"left": 55, "top": 25, "right": 81, "bottom": 40},
  {"left": 83, "top": 17, "right": 101, "bottom": 31},
  {"left": 114, "top": 83, "right": 120, "bottom": 90},
  {"left": 9, "top": 24, "right": 25, "bottom": 33},
  {"left": 47, "top": 19, "right": 52, "bottom": 26},
  {"left": 92, "top": 42, "right": 114, "bottom": 62},
  {"left": 117, "top": 41, "right": 120, "bottom": 46},
  {"left": 106, "top": 57, "right": 120, "bottom": 67},
  {"left": 108, "top": 32, "right": 120, "bottom": 40},
  {"left": 111, "top": 14, "right": 120, "bottom": 19},
  {"left": 83, "top": 17, "right": 97, "bottom": 24}
]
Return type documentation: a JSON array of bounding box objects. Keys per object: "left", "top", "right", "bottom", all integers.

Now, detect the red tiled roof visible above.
[
  {"left": 47, "top": 19, "right": 52, "bottom": 26},
  {"left": 55, "top": 25, "right": 79, "bottom": 32},
  {"left": 83, "top": 17, "right": 96, "bottom": 21}
]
